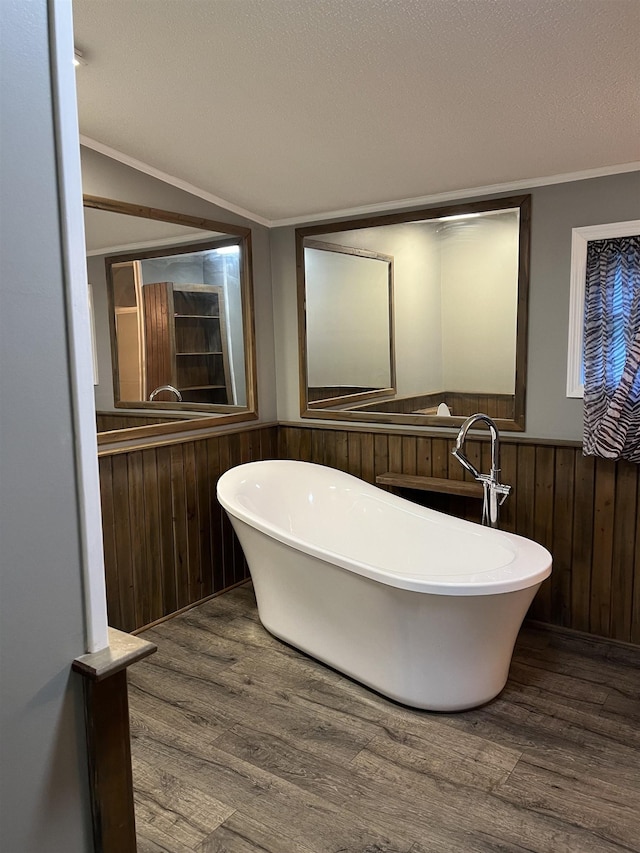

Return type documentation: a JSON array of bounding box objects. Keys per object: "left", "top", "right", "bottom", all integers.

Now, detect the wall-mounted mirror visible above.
[
  {"left": 85, "top": 196, "right": 257, "bottom": 442},
  {"left": 297, "top": 195, "right": 530, "bottom": 431},
  {"left": 305, "top": 240, "right": 395, "bottom": 408}
]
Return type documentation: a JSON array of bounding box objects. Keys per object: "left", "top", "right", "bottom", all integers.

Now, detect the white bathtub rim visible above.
[{"left": 217, "top": 460, "right": 552, "bottom": 597}]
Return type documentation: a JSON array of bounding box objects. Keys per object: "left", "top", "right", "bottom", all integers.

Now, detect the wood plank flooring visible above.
[{"left": 128, "top": 584, "right": 640, "bottom": 853}]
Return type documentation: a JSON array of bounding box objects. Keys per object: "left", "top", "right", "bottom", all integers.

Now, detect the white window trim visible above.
[{"left": 566, "top": 219, "right": 640, "bottom": 398}]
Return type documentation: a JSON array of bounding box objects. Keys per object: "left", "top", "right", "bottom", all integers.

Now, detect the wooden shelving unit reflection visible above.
[{"left": 143, "top": 282, "right": 232, "bottom": 405}]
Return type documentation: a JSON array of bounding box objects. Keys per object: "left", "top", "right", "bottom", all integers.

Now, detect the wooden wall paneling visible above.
[
  {"left": 217, "top": 434, "right": 235, "bottom": 591},
  {"left": 515, "top": 445, "right": 536, "bottom": 543},
  {"left": 96, "top": 412, "right": 188, "bottom": 433},
  {"left": 401, "top": 435, "right": 417, "bottom": 476},
  {"left": 311, "top": 428, "right": 325, "bottom": 466},
  {"left": 373, "top": 433, "right": 388, "bottom": 481},
  {"left": 156, "top": 445, "right": 177, "bottom": 617},
  {"left": 335, "top": 430, "right": 349, "bottom": 472},
  {"left": 277, "top": 425, "right": 292, "bottom": 459},
  {"left": 195, "top": 440, "right": 213, "bottom": 600},
  {"left": 480, "top": 438, "right": 493, "bottom": 480},
  {"left": 552, "top": 448, "right": 575, "bottom": 627},
  {"left": 530, "top": 446, "right": 555, "bottom": 622},
  {"left": 498, "top": 442, "right": 517, "bottom": 533},
  {"left": 206, "top": 436, "right": 225, "bottom": 595},
  {"left": 509, "top": 445, "right": 542, "bottom": 618},
  {"left": 459, "top": 438, "right": 483, "bottom": 489},
  {"left": 240, "top": 427, "right": 257, "bottom": 463},
  {"left": 443, "top": 437, "right": 469, "bottom": 516},
  {"left": 99, "top": 456, "right": 122, "bottom": 629},
  {"left": 229, "top": 432, "right": 249, "bottom": 585},
  {"left": 238, "top": 430, "right": 255, "bottom": 580},
  {"left": 347, "top": 431, "right": 362, "bottom": 477},
  {"left": 458, "top": 440, "right": 484, "bottom": 523},
  {"left": 431, "top": 438, "right": 450, "bottom": 480},
  {"left": 141, "top": 448, "right": 164, "bottom": 625},
  {"left": 284, "top": 426, "right": 302, "bottom": 461},
  {"left": 610, "top": 460, "right": 638, "bottom": 642},
  {"left": 465, "top": 395, "right": 480, "bottom": 417},
  {"left": 297, "top": 427, "right": 312, "bottom": 462},
  {"left": 99, "top": 425, "right": 638, "bottom": 643},
  {"left": 223, "top": 433, "right": 240, "bottom": 585},
  {"left": 590, "top": 459, "right": 616, "bottom": 637},
  {"left": 170, "top": 444, "right": 190, "bottom": 610},
  {"left": 183, "top": 442, "right": 203, "bottom": 605},
  {"left": 361, "top": 432, "right": 375, "bottom": 483},
  {"left": 259, "top": 425, "right": 278, "bottom": 460},
  {"left": 323, "top": 429, "right": 337, "bottom": 470},
  {"left": 468, "top": 440, "right": 492, "bottom": 525},
  {"left": 143, "top": 282, "right": 174, "bottom": 396},
  {"left": 126, "top": 452, "right": 148, "bottom": 629},
  {"left": 388, "top": 434, "right": 402, "bottom": 475},
  {"left": 111, "top": 454, "right": 136, "bottom": 632},
  {"left": 416, "top": 437, "right": 431, "bottom": 478},
  {"left": 571, "top": 452, "right": 595, "bottom": 634}
]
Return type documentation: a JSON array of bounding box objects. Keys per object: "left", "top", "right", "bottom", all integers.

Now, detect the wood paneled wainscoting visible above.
[
  {"left": 98, "top": 425, "right": 277, "bottom": 633},
  {"left": 98, "top": 421, "right": 639, "bottom": 645},
  {"left": 278, "top": 424, "right": 640, "bottom": 645}
]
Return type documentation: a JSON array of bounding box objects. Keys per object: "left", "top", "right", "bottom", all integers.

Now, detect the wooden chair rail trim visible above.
[
  {"left": 97, "top": 417, "right": 276, "bottom": 457},
  {"left": 277, "top": 419, "right": 583, "bottom": 448}
]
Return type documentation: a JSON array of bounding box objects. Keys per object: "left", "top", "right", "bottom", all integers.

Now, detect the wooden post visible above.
[{"left": 73, "top": 629, "right": 157, "bottom": 852}]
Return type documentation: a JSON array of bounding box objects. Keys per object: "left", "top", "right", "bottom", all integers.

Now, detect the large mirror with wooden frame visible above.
[
  {"left": 85, "top": 196, "right": 257, "bottom": 443},
  {"left": 297, "top": 194, "right": 530, "bottom": 431}
]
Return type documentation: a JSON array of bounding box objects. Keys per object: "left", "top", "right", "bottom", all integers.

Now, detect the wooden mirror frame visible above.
[
  {"left": 85, "top": 195, "right": 258, "bottom": 445},
  {"left": 296, "top": 194, "right": 531, "bottom": 432}
]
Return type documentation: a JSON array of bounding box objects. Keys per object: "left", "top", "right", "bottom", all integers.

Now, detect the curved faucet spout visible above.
[
  {"left": 454, "top": 413, "right": 500, "bottom": 474},
  {"left": 149, "top": 384, "right": 183, "bottom": 402}
]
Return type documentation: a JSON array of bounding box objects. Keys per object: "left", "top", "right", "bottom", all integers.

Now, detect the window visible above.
[{"left": 566, "top": 220, "right": 640, "bottom": 398}]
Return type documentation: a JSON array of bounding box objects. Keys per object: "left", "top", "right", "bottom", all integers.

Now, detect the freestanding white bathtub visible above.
[{"left": 217, "top": 460, "right": 552, "bottom": 711}]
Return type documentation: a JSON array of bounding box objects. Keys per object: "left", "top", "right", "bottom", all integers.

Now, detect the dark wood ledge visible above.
[{"left": 376, "top": 471, "right": 484, "bottom": 499}]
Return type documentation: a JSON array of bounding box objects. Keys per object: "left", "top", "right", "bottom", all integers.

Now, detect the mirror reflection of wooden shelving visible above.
[{"left": 143, "top": 282, "right": 232, "bottom": 405}]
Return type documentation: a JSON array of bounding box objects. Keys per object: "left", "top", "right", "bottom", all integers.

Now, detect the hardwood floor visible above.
[{"left": 128, "top": 584, "right": 640, "bottom": 853}]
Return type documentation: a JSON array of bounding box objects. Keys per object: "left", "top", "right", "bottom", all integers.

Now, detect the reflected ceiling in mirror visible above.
[
  {"left": 296, "top": 195, "right": 530, "bottom": 431},
  {"left": 84, "top": 206, "right": 227, "bottom": 256},
  {"left": 85, "top": 196, "right": 257, "bottom": 443}
]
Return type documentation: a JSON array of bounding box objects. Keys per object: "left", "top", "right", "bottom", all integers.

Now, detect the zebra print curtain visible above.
[{"left": 583, "top": 235, "right": 640, "bottom": 462}]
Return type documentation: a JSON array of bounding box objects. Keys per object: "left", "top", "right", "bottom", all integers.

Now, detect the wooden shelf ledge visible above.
[
  {"left": 73, "top": 627, "right": 156, "bottom": 681},
  {"left": 376, "top": 471, "right": 484, "bottom": 499}
]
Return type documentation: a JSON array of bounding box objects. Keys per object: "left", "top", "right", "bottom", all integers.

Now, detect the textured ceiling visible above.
[{"left": 72, "top": 0, "right": 640, "bottom": 224}]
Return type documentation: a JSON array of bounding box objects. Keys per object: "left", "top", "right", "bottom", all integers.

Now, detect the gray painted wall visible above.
[
  {"left": 0, "top": 1, "right": 93, "bottom": 850},
  {"left": 81, "top": 147, "right": 278, "bottom": 421},
  {"left": 271, "top": 171, "right": 640, "bottom": 440}
]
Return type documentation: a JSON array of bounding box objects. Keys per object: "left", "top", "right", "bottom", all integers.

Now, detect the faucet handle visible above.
[{"left": 495, "top": 482, "right": 511, "bottom": 505}]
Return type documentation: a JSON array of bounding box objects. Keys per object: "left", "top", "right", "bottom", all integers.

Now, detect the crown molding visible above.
[
  {"left": 80, "top": 135, "right": 640, "bottom": 230},
  {"left": 80, "top": 135, "right": 271, "bottom": 228},
  {"left": 270, "top": 162, "right": 640, "bottom": 228}
]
